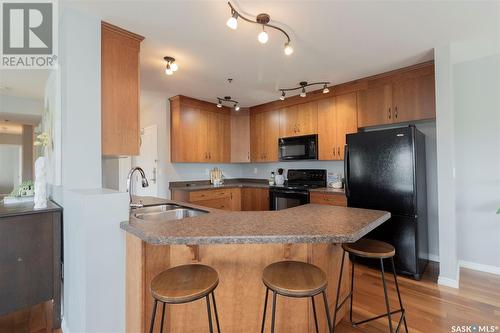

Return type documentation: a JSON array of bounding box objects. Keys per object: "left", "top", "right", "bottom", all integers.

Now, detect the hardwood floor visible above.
[{"left": 1, "top": 262, "right": 499, "bottom": 332}]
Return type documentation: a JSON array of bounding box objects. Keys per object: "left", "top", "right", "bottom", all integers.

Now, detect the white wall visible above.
[
  {"left": 57, "top": 6, "right": 129, "bottom": 333},
  {"left": 454, "top": 53, "right": 500, "bottom": 271},
  {"left": 0, "top": 145, "right": 21, "bottom": 194}
]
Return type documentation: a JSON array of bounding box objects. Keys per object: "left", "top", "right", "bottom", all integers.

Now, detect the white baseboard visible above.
[
  {"left": 427, "top": 253, "right": 440, "bottom": 262},
  {"left": 61, "top": 318, "right": 70, "bottom": 333},
  {"left": 437, "top": 276, "right": 459, "bottom": 288},
  {"left": 459, "top": 260, "right": 500, "bottom": 275}
]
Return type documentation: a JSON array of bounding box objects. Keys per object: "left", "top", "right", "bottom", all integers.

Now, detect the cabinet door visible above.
[
  {"left": 171, "top": 104, "right": 208, "bottom": 162},
  {"left": 335, "top": 92, "right": 358, "bottom": 160},
  {"left": 241, "top": 188, "right": 269, "bottom": 211},
  {"left": 0, "top": 213, "right": 54, "bottom": 315},
  {"left": 279, "top": 106, "right": 300, "bottom": 137},
  {"left": 297, "top": 101, "right": 318, "bottom": 135},
  {"left": 317, "top": 97, "right": 336, "bottom": 160},
  {"left": 101, "top": 24, "right": 143, "bottom": 156},
  {"left": 310, "top": 192, "right": 347, "bottom": 206},
  {"left": 250, "top": 112, "right": 264, "bottom": 162},
  {"left": 231, "top": 113, "right": 250, "bottom": 163},
  {"left": 207, "top": 111, "right": 231, "bottom": 162},
  {"left": 262, "top": 110, "right": 280, "bottom": 161},
  {"left": 357, "top": 83, "right": 393, "bottom": 127},
  {"left": 191, "top": 197, "right": 232, "bottom": 210},
  {"left": 392, "top": 72, "right": 435, "bottom": 123}
]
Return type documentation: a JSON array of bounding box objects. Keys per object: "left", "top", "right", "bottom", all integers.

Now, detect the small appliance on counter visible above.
[
  {"left": 275, "top": 168, "right": 285, "bottom": 185},
  {"left": 210, "top": 167, "right": 224, "bottom": 186},
  {"left": 269, "top": 169, "right": 326, "bottom": 210},
  {"left": 327, "top": 172, "right": 343, "bottom": 189}
]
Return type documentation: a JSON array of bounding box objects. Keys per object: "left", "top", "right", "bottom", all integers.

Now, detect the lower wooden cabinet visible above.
[
  {"left": 241, "top": 188, "right": 270, "bottom": 211},
  {"left": 310, "top": 191, "right": 347, "bottom": 207},
  {"left": 171, "top": 187, "right": 269, "bottom": 211}
]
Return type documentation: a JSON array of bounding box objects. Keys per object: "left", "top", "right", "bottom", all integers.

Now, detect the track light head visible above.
[
  {"left": 322, "top": 84, "right": 329, "bottom": 94},
  {"left": 284, "top": 42, "right": 293, "bottom": 55},
  {"left": 234, "top": 103, "right": 240, "bottom": 111},
  {"left": 279, "top": 91, "right": 285, "bottom": 100},
  {"left": 227, "top": 10, "right": 238, "bottom": 30}
]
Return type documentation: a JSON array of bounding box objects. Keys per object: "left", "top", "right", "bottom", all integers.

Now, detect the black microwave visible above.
[{"left": 278, "top": 134, "right": 318, "bottom": 161}]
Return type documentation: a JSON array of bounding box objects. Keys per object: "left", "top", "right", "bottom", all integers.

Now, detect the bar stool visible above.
[
  {"left": 149, "top": 264, "right": 221, "bottom": 333},
  {"left": 260, "top": 260, "right": 333, "bottom": 333},
  {"left": 332, "top": 239, "right": 408, "bottom": 333}
]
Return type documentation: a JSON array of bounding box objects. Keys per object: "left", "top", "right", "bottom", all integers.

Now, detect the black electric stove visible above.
[{"left": 269, "top": 169, "right": 327, "bottom": 210}]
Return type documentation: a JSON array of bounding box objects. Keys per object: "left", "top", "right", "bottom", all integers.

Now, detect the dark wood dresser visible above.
[{"left": 0, "top": 200, "right": 63, "bottom": 328}]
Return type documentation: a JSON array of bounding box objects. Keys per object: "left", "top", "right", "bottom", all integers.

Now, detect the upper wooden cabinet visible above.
[
  {"left": 101, "top": 22, "right": 144, "bottom": 156},
  {"left": 170, "top": 96, "right": 231, "bottom": 163},
  {"left": 318, "top": 92, "right": 358, "bottom": 160},
  {"left": 231, "top": 110, "right": 251, "bottom": 163},
  {"left": 279, "top": 102, "right": 318, "bottom": 137},
  {"left": 357, "top": 64, "right": 435, "bottom": 128},
  {"left": 250, "top": 110, "right": 280, "bottom": 162}
]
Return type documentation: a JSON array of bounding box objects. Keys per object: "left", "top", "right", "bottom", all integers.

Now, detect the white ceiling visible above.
[
  {"left": 0, "top": 70, "right": 49, "bottom": 99},
  {"left": 68, "top": 1, "right": 499, "bottom": 106}
]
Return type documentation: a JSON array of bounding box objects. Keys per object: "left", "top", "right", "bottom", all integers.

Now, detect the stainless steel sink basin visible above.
[{"left": 132, "top": 204, "right": 208, "bottom": 221}]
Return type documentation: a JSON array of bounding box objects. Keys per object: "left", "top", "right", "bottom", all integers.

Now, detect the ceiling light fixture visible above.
[
  {"left": 217, "top": 96, "right": 241, "bottom": 111},
  {"left": 226, "top": 2, "right": 293, "bottom": 56},
  {"left": 278, "top": 81, "right": 331, "bottom": 100},
  {"left": 163, "top": 56, "right": 178, "bottom": 75}
]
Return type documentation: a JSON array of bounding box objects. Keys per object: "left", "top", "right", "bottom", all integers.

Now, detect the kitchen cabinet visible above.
[
  {"left": 231, "top": 111, "right": 250, "bottom": 162},
  {"left": 250, "top": 110, "right": 280, "bottom": 162},
  {"left": 0, "top": 202, "right": 62, "bottom": 328},
  {"left": 241, "top": 188, "right": 270, "bottom": 211},
  {"left": 101, "top": 22, "right": 144, "bottom": 156},
  {"left": 188, "top": 188, "right": 240, "bottom": 211},
  {"left": 318, "top": 92, "right": 358, "bottom": 160},
  {"left": 357, "top": 64, "right": 435, "bottom": 128},
  {"left": 279, "top": 102, "right": 318, "bottom": 137},
  {"left": 310, "top": 191, "right": 347, "bottom": 207},
  {"left": 170, "top": 96, "right": 231, "bottom": 163}
]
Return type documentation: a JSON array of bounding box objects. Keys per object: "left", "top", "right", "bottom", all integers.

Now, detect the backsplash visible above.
[{"left": 240, "top": 161, "right": 344, "bottom": 180}]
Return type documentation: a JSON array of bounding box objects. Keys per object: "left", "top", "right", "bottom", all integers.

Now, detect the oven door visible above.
[
  {"left": 270, "top": 189, "right": 309, "bottom": 211},
  {"left": 279, "top": 135, "right": 318, "bottom": 161}
]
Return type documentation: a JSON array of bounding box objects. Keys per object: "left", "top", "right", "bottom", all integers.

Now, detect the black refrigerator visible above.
[{"left": 345, "top": 125, "right": 428, "bottom": 280}]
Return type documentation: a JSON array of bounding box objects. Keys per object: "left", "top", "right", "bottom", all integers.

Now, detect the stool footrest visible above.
[
  {"left": 334, "top": 292, "right": 352, "bottom": 312},
  {"left": 353, "top": 309, "right": 405, "bottom": 332}
]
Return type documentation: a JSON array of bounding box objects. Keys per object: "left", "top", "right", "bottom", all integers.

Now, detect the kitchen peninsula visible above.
[{"left": 121, "top": 198, "right": 390, "bottom": 332}]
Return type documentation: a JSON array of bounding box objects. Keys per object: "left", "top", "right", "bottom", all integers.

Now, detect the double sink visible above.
[{"left": 132, "top": 204, "right": 208, "bottom": 222}]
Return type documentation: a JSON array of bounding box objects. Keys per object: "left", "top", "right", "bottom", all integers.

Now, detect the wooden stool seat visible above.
[
  {"left": 262, "top": 261, "right": 327, "bottom": 297},
  {"left": 150, "top": 264, "right": 219, "bottom": 304},
  {"left": 342, "top": 238, "right": 395, "bottom": 259}
]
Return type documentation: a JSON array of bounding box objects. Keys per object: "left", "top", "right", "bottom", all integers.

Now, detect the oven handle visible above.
[{"left": 270, "top": 190, "right": 309, "bottom": 196}]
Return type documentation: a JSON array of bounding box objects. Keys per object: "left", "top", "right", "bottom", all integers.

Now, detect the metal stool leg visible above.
[
  {"left": 211, "top": 292, "right": 221, "bottom": 333},
  {"left": 270, "top": 291, "right": 277, "bottom": 333},
  {"left": 261, "top": 288, "right": 269, "bottom": 333},
  {"left": 311, "top": 295, "right": 319, "bottom": 333},
  {"left": 380, "top": 258, "right": 394, "bottom": 333},
  {"left": 206, "top": 295, "right": 214, "bottom": 333},
  {"left": 349, "top": 257, "right": 355, "bottom": 324},
  {"left": 332, "top": 250, "right": 346, "bottom": 333},
  {"left": 391, "top": 258, "right": 408, "bottom": 333},
  {"left": 149, "top": 300, "right": 158, "bottom": 333},
  {"left": 322, "top": 291, "right": 333, "bottom": 333},
  {"left": 159, "top": 302, "right": 166, "bottom": 333}
]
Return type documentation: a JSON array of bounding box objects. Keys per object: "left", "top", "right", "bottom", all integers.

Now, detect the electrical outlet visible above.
[
  {"left": 253, "top": 167, "right": 258, "bottom": 174},
  {"left": 205, "top": 168, "right": 209, "bottom": 176}
]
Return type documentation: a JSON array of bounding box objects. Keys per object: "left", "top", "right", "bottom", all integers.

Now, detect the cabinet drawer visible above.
[
  {"left": 190, "top": 197, "right": 232, "bottom": 210},
  {"left": 189, "top": 189, "right": 232, "bottom": 202},
  {"left": 310, "top": 192, "right": 347, "bottom": 207}
]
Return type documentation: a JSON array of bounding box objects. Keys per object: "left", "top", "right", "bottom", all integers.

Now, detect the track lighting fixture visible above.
[
  {"left": 226, "top": 2, "right": 293, "bottom": 56},
  {"left": 163, "top": 56, "right": 178, "bottom": 75},
  {"left": 278, "top": 81, "right": 331, "bottom": 100},
  {"left": 217, "top": 96, "right": 241, "bottom": 111}
]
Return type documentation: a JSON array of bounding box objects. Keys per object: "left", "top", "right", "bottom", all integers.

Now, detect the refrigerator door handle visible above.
[{"left": 344, "top": 144, "right": 350, "bottom": 198}]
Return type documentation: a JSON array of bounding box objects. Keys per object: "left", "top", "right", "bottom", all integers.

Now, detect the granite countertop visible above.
[
  {"left": 0, "top": 200, "right": 62, "bottom": 218},
  {"left": 169, "top": 178, "right": 269, "bottom": 192},
  {"left": 121, "top": 197, "right": 390, "bottom": 245}
]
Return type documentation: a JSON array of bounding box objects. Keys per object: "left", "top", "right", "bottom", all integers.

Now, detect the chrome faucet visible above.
[{"left": 127, "top": 167, "right": 149, "bottom": 208}]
